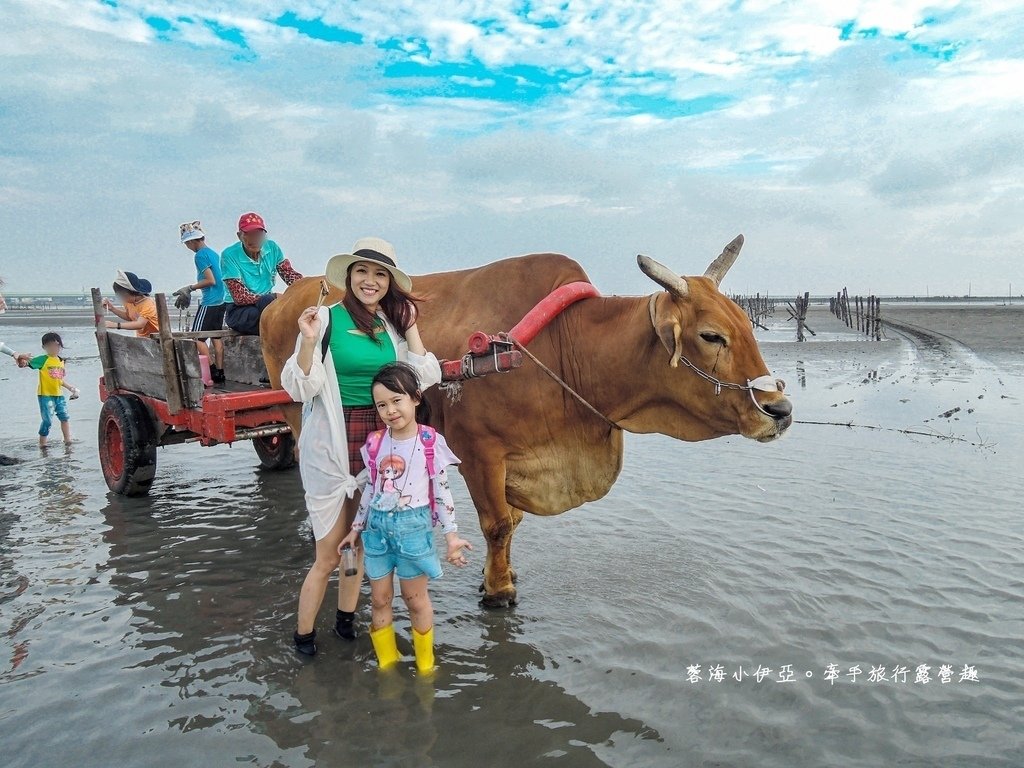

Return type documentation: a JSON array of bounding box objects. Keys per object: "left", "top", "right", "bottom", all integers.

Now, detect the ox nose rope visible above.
[
  {"left": 507, "top": 294, "right": 787, "bottom": 431},
  {"left": 647, "top": 293, "right": 784, "bottom": 418}
]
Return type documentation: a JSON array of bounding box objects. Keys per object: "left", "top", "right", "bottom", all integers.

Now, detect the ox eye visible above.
[{"left": 700, "top": 332, "right": 727, "bottom": 346}]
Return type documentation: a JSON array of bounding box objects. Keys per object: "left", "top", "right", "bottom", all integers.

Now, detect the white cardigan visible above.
[{"left": 280, "top": 305, "right": 442, "bottom": 540}]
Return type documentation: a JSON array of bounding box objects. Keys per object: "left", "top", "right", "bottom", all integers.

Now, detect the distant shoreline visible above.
[{"left": 0, "top": 310, "right": 97, "bottom": 327}]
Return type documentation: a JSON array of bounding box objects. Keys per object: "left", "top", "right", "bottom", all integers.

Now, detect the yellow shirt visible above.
[
  {"left": 127, "top": 298, "right": 159, "bottom": 337},
  {"left": 29, "top": 354, "right": 65, "bottom": 397}
]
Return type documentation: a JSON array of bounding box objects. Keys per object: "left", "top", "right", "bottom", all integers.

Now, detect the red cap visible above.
[{"left": 238, "top": 212, "right": 266, "bottom": 233}]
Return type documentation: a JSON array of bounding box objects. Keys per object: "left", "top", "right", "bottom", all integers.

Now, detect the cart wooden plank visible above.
[
  {"left": 156, "top": 294, "right": 185, "bottom": 414},
  {"left": 220, "top": 335, "right": 270, "bottom": 386},
  {"left": 91, "top": 288, "right": 118, "bottom": 393}
]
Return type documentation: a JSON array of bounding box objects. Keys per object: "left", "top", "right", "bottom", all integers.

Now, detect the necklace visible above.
[
  {"left": 372, "top": 428, "right": 420, "bottom": 511},
  {"left": 387, "top": 428, "right": 414, "bottom": 498}
]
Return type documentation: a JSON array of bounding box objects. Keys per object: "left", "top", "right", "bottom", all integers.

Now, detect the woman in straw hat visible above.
[{"left": 280, "top": 237, "right": 442, "bottom": 657}]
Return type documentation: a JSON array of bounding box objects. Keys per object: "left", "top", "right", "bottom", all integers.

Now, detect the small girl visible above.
[
  {"left": 338, "top": 362, "right": 472, "bottom": 674},
  {"left": 27, "top": 332, "right": 79, "bottom": 446}
]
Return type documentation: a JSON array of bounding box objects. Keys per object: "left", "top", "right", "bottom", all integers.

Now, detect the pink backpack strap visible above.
[
  {"left": 418, "top": 426, "right": 439, "bottom": 525},
  {"left": 365, "top": 429, "right": 386, "bottom": 487}
]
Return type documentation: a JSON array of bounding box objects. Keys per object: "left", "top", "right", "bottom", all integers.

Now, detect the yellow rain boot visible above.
[
  {"left": 370, "top": 624, "right": 400, "bottom": 670},
  {"left": 412, "top": 626, "right": 436, "bottom": 675}
]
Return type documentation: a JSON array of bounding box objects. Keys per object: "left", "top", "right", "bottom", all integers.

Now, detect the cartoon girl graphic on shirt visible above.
[{"left": 371, "top": 455, "right": 412, "bottom": 511}]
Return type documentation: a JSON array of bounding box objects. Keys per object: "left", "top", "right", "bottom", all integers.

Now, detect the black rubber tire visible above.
[
  {"left": 98, "top": 394, "right": 158, "bottom": 496},
  {"left": 253, "top": 432, "right": 296, "bottom": 470}
]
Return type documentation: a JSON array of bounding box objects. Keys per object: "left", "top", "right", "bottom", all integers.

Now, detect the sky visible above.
[{"left": 0, "top": 0, "right": 1021, "bottom": 297}]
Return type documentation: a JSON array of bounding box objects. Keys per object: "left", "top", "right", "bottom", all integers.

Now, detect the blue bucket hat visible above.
[{"left": 114, "top": 269, "right": 153, "bottom": 296}]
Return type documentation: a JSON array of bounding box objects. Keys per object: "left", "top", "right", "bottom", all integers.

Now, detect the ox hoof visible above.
[
  {"left": 480, "top": 589, "right": 518, "bottom": 609},
  {"left": 478, "top": 569, "right": 517, "bottom": 593}
]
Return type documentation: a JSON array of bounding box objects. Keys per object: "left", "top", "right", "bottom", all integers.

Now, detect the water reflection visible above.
[
  {"left": 36, "top": 443, "right": 88, "bottom": 519},
  {"left": 97, "top": 482, "right": 662, "bottom": 766}
]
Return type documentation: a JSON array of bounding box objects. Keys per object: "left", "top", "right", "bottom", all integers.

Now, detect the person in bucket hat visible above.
[
  {"left": 174, "top": 220, "right": 226, "bottom": 383},
  {"left": 102, "top": 269, "right": 160, "bottom": 337},
  {"left": 279, "top": 236, "right": 444, "bottom": 657},
  {"left": 220, "top": 212, "right": 303, "bottom": 336}
]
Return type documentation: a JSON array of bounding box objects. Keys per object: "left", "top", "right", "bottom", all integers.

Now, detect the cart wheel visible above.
[
  {"left": 253, "top": 432, "right": 295, "bottom": 470},
  {"left": 98, "top": 395, "right": 158, "bottom": 496}
]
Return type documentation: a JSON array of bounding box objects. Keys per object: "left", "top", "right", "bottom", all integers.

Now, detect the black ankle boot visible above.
[
  {"left": 335, "top": 610, "right": 357, "bottom": 641},
  {"left": 211, "top": 365, "right": 225, "bottom": 384},
  {"left": 294, "top": 629, "right": 317, "bottom": 656}
]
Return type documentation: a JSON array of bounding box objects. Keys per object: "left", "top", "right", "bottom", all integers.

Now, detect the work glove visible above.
[{"left": 173, "top": 286, "right": 192, "bottom": 310}]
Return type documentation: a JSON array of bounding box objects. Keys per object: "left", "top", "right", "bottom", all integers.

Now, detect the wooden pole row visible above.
[
  {"left": 830, "top": 288, "right": 882, "bottom": 340},
  {"left": 730, "top": 292, "right": 776, "bottom": 331}
]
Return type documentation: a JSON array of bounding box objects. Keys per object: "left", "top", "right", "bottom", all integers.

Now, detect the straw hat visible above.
[{"left": 325, "top": 237, "right": 412, "bottom": 292}]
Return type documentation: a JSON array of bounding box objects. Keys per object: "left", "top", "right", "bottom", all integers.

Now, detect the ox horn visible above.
[
  {"left": 703, "top": 234, "right": 744, "bottom": 286},
  {"left": 637, "top": 254, "right": 689, "bottom": 298}
]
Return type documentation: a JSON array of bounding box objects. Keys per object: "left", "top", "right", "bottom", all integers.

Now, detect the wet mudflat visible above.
[{"left": 0, "top": 308, "right": 1021, "bottom": 767}]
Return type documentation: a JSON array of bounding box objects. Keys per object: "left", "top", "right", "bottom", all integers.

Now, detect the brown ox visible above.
[{"left": 260, "top": 236, "right": 792, "bottom": 607}]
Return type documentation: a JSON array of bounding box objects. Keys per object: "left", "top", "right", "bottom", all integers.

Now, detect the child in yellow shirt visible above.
[{"left": 27, "top": 332, "right": 79, "bottom": 446}]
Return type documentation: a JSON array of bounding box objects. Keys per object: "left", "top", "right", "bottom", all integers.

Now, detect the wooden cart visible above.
[{"left": 92, "top": 289, "right": 296, "bottom": 496}]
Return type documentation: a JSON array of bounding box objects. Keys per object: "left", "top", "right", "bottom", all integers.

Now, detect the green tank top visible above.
[{"left": 328, "top": 304, "right": 397, "bottom": 406}]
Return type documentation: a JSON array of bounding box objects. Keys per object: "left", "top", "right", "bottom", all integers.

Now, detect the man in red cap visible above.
[{"left": 221, "top": 212, "right": 303, "bottom": 335}]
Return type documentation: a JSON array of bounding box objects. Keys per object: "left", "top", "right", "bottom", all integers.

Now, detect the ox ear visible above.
[
  {"left": 637, "top": 254, "right": 689, "bottom": 298},
  {"left": 649, "top": 294, "right": 685, "bottom": 368},
  {"left": 703, "top": 234, "right": 744, "bottom": 287},
  {"left": 656, "top": 320, "right": 684, "bottom": 368}
]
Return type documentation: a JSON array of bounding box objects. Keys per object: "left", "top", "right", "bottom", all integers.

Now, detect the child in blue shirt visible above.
[{"left": 174, "top": 221, "right": 226, "bottom": 383}]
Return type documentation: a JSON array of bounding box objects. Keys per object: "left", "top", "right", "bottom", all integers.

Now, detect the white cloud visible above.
[{"left": 0, "top": 0, "right": 1021, "bottom": 298}]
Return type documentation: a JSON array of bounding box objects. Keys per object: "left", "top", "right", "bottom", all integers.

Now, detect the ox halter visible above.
[
  {"left": 647, "top": 294, "right": 783, "bottom": 418},
  {"left": 494, "top": 293, "right": 786, "bottom": 432}
]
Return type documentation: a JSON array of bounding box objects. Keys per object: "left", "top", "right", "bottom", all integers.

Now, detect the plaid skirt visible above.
[{"left": 344, "top": 405, "right": 385, "bottom": 475}]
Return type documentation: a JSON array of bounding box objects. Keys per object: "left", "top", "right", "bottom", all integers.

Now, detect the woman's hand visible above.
[
  {"left": 337, "top": 529, "right": 360, "bottom": 556},
  {"left": 444, "top": 533, "right": 473, "bottom": 567},
  {"left": 298, "top": 306, "right": 321, "bottom": 340},
  {"left": 101, "top": 298, "right": 114, "bottom": 312}
]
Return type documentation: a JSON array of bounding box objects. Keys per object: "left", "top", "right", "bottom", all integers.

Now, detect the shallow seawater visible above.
[{"left": 1, "top": 320, "right": 1022, "bottom": 767}]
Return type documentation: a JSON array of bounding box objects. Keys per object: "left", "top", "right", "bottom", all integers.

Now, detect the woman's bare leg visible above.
[
  {"left": 296, "top": 509, "right": 347, "bottom": 635},
  {"left": 338, "top": 495, "right": 364, "bottom": 612}
]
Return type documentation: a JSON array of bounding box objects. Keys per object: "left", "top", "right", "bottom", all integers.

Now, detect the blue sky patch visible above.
[
  {"left": 144, "top": 15, "right": 173, "bottom": 41},
  {"left": 839, "top": 22, "right": 881, "bottom": 41},
  {"left": 616, "top": 91, "right": 733, "bottom": 119},
  {"left": 205, "top": 20, "right": 248, "bottom": 49},
  {"left": 910, "top": 41, "right": 961, "bottom": 61},
  {"left": 275, "top": 12, "right": 363, "bottom": 44},
  {"left": 382, "top": 57, "right": 587, "bottom": 104}
]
